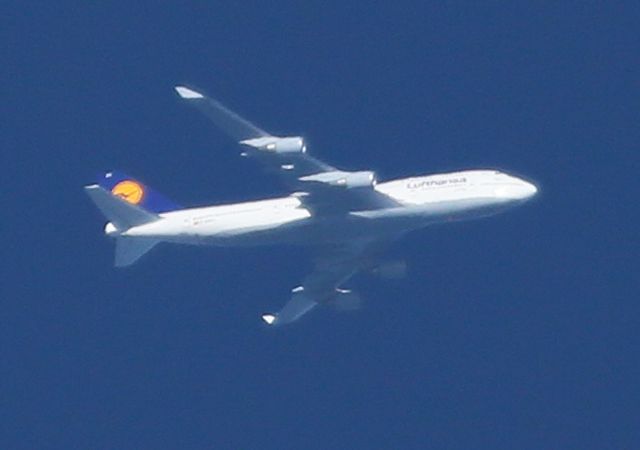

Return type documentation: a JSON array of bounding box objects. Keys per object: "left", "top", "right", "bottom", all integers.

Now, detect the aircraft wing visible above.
[
  {"left": 261, "top": 238, "right": 395, "bottom": 327},
  {"left": 175, "top": 86, "right": 399, "bottom": 214}
]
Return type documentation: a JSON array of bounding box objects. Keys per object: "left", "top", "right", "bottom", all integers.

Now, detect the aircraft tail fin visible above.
[
  {"left": 114, "top": 237, "right": 159, "bottom": 267},
  {"left": 84, "top": 185, "right": 158, "bottom": 230},
  {"left": 85, "top": 171, "right": 176, "bottom": 267},
  {"left": 95, "top": 171, "right": 181, "bottom": 214},
  {"left": 84, "top": 185, "right": 161, "bottom": 267},
  {"left": 85, "top": 170, "right": 182, "bottom": 229}
]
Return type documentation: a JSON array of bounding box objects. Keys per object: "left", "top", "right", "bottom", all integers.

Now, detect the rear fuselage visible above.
[{"left": 120, "top": 170, "right": 537, "bottom": 246}]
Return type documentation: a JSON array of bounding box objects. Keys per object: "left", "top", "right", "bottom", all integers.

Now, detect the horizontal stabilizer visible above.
[
  {"left": 115, "top": 237, "right": 158, "bottom": 267},
  {"left": 84, "top": 185, "right": 158, "bottom": 230}
]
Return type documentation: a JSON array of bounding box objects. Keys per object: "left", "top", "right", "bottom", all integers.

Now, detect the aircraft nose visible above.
[
  {"left": 513, "top": 179, "right": 538, "bottom": 200},
  {"left": 494, "top": 178, "right": 538, "bottom": 201},
  {"left": 519, "top": 180, "right": 538, "bottom": 199}
]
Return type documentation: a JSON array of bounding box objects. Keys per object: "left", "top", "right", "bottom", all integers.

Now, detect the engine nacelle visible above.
[
  {"left": 240, "top": 136, "right": 306, "bottom": 154},
  {"left": 299, "top": 170, "right": 377, "bottom": 189},
  {"left": 335, "top": 171, "right": 377, "bottom": 189}
]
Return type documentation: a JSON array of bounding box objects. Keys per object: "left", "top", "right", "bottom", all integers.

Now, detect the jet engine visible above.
[
  {"left": 335, "top": 171, "right": 377, "bottom": 189},
  {"left": 240, "top": 136, "right": 306, "bottom": 154},
  {"left": 299, "top": 170, "right": 377, "bottom": 189}
]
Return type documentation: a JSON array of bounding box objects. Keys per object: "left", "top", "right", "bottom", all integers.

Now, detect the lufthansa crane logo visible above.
[{"left": 112, "top": 180, "right": 144, "bottom": 204}]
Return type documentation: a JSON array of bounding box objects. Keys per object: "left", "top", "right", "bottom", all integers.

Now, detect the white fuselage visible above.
[{"left": 118, "top": 170, "right": 537, "bottom": 246}]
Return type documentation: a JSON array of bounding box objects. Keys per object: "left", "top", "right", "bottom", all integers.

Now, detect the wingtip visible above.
[
  {"left": 175, "top": 86, "right": 204, "bottom": 99},
  {"left": 261, "top": 314, "right": 277, "bottom": 325}
]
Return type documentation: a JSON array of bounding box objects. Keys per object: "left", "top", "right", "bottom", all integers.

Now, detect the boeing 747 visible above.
[{"left": 85, "top": 86, "right": 537, "bottom": 327}]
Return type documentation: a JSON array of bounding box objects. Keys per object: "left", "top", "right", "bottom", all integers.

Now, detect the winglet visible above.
[
  {"left": 261, "top": 314, "right": 277, "bottom": 325},
  {"left": 175, "top": 86, "right": 204, "bottom": 99}
]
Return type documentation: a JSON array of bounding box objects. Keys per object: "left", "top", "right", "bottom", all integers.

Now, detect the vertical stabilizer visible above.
[
  {"left": 84, "top": 185, "right": 158, "bottom": 230},
  {"left": 85, "top": 176, "right": 166, "bottom": 267},
  {"left": 97, "top": 171, "right": 180, "bottom": 214}
]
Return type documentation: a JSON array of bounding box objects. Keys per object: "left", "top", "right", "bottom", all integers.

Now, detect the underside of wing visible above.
[
  {"left": 175, "top": 85, "right": 400, "bottom": 215},
  {"left": 175, "top": 86, "right": 332, "bottom": 180},
  {"left": 261, "top": 238, "right": 396, "bottom": 327},
  {"left": 174, "top": 86, "right": 269, "bottom": 141}
]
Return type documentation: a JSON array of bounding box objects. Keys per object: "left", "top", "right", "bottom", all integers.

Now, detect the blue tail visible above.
[{"left": 97, "top": 171, "right": 181, "bottom": 213}]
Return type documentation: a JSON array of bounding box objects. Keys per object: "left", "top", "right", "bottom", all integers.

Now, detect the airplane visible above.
[{"left": 85, "top": 85, "right": 538, "bottom": 327}]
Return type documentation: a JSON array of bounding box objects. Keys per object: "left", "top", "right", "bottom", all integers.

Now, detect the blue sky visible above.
[{"left": 4, "top": 2, "right": 639, "bottom": 449}]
